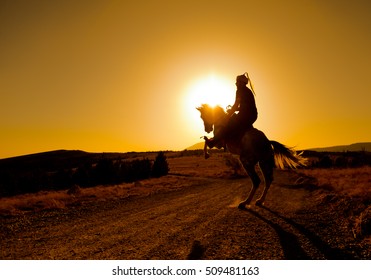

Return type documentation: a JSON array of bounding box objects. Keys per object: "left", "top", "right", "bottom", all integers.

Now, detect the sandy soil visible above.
[{"left": 1, "top": 156, "right": 370, "bottom": 260}]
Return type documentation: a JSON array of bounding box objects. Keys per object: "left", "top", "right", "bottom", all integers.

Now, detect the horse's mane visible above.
[
  {"left": 214, "top": 105, "right": 227, "bottom": 116},
  {"left": 198, "top": 104, "right": 227, "bottom": 115}
]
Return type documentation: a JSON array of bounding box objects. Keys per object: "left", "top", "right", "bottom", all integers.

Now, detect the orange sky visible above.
[{"left": 1, "top": 0, "right": 370, "bottom": 158}]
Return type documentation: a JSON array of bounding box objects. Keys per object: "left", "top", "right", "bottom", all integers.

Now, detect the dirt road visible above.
[{"left": 1, "top": 170, "right": 370, "bottom": 259}]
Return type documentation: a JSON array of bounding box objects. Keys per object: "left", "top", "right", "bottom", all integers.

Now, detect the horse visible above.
[{"left": 196, "top": 104, "right": 307, "bottom": 209}]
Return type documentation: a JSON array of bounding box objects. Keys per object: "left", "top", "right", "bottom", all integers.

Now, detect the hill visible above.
[
  {"left": 0, "top": 150, "right": 89, "bottom": 171},
  {"left": 0, "top": 150, "right": 128, "bottom": 172},
  {"left": 0, "top": 149, "right": 163, "bottom": 172},
  {"left": 185, "top": 142, "right": 205, "bottom": 150},
  {"left": 307, "top": 142, "right": 371, "bottom": 152}
]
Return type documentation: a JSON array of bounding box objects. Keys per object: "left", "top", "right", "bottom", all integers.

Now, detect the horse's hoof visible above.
[
  {"left": 238, "top": 203, "right": 246, "bottom": 210},
  {"left": 205, "top": 153, "right": 210, "bottom": 159},
  {"left": 255, "top": 200, "right": 264, "bottom": 207}
]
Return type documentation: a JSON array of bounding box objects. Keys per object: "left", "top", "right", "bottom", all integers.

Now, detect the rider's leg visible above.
[{"left": 204, "top": 128, "right": 227, "bottom": 148}]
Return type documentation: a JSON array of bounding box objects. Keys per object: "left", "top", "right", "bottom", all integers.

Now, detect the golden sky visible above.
[{"left": 1, "top": 0, "right": 370, "bottom": 158}]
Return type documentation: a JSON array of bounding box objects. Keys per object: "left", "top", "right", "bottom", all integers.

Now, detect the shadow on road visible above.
[
  {"left": 260, "top": 206, "right": 356, "bottom": 260},
  {"left": 242, "top": 206, "right": 356, "bottom": 260},
  {"left": 186, "top": 240, "right": 205, "bottom": 260},
  {"left": 244, "top": 208, "right": 310, "bottom": 259}
]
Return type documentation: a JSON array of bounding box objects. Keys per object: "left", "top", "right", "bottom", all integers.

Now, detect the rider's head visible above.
[{"left": 236, "top": 73, "right": 249, "bottom": 87}]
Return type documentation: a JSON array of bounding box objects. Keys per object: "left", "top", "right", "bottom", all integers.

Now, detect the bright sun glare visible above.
[
  {"left": 187, "top": 75, "right": 235, "bottom": 108},
  {"left": 183, "top": 74, "right": 235, "bottom": 132}
]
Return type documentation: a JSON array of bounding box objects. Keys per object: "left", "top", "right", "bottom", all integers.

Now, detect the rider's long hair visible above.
[{"left": 245, "top": 72, "right": 256, "bottom": 95}]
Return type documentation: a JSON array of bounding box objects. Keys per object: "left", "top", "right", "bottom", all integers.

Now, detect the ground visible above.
[{"left": 1, "top": 154, "right": 370, "bottom": 259}]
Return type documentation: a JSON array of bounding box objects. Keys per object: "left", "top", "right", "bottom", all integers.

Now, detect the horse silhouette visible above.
[{"left": 197, "top": 104, "right": 307, "bottom": 209}]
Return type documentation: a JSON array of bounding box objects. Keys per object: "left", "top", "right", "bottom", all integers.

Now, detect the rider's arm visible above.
[{"left": 228, "top": 96, "right": 240, "bottom": 116}]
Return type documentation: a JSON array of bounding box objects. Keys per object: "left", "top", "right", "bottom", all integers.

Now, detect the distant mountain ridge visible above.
[
  {"left": 0, "top": 149, "right": 132, "bottom": 172},
  {"left": 307, "top": 142, "right": 371, "bottom": 152},
  {"left": 186, "top": 142, "right": 371, "bottom": 152},
  {"left": 0, "top": 150, "right": 93, "bottom": 172},
  {"left": 186, "top": 142, "right": 205, "bottom": 150}
]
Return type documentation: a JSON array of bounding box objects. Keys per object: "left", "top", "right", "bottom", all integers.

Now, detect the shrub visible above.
[
  {"left": 73, "top": 162, "right": 93, "bottom": 187},
  {"left": 334, "top": 156, "right": 348, "bottom": 168},
  {"left": 93, "top": 158, "right": 117, "bottom": 185},
  {"left": 318, "top": 155, "right": 332, "bottom": 168},
  {"left": 152, "top": 152, "right": 169, "bottom": 178},
  {"left": 119, "top": 158, "right": 152, "bottom": 182},
  {"left": 52, "top": 168, "right": 73, "bottom": 190}
]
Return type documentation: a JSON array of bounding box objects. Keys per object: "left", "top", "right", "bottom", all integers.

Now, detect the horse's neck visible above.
[
  {"left": 213, "top": 110, "right": 227, "bottom": 136},
  {"left": 213, "top": 109, "right": 227, "bottom": 126}
]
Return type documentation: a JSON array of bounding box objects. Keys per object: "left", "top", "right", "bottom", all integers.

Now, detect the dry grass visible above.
[
  {"left": 0, "top": 175, "right": 198, "bottom": 216},
  {"left": 168, "top": 153, "right": 234, "bottom": 178},
  {"left": 299, "top": 166, "right": 371, "bottom": 240},
  {"left": 298, "top": 166, "right": 371, "bottom": 198}
]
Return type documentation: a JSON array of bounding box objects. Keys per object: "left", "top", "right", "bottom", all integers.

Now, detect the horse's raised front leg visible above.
[
  {"left": 238, "top": 160, "right": 261, "bottom": 209},
  {"left": 203, "top": 136, "right": 210, "bottom": 159}
]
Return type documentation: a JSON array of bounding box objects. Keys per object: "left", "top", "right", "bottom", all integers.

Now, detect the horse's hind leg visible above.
[
  {"left": 255, "top": 159, "right": 274, "bottom": 206},
  {"left": 238, "top": 160, "right": 261, "bottom": 209}
]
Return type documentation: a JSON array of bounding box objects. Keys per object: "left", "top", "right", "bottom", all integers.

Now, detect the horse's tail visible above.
[{"left": 270, "top": 140, "right": 307, "bottom": 169}]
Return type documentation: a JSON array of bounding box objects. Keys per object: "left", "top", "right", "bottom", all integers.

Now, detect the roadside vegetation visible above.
[
  {"left": 0, "top": 151, "right": 169, "bottom": 197},
  {"left": 297, "top": 166, "right": 371, "bottom": 241}
]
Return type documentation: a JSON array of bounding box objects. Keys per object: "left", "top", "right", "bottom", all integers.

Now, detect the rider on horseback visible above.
[{"left": 205, "top": 73, "right": 258, "bottom": 148}]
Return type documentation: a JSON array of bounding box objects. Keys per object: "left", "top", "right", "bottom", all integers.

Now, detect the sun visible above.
[
  {"left": 185, "top": 74, "right": 235, "bottom": 115},
  {"left": 182, "top": 74, "right": 235, "bottom": 133}
]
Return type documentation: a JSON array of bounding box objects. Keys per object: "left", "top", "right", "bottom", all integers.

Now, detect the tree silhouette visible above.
[{"left": 152, "top": 152, "right": 169, "bottom": 178}]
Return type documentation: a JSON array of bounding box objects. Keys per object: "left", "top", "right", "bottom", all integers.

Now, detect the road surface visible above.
[{"left": 1, "top": 170, "right": 369, "bottom": 259}]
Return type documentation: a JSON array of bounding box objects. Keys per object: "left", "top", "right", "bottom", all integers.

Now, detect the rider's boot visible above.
[{"left": 204, "top": 136, "right": 221, "bottom": 149}]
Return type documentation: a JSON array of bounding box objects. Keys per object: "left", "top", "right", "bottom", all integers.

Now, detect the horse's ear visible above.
[{"left": 196, "top": 107, "right": 201, "bottom": 111}]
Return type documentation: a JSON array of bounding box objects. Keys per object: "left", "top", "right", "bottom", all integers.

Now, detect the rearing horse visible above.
[{"left": 197, "top": 104, "right": 307, "bottom": 209}]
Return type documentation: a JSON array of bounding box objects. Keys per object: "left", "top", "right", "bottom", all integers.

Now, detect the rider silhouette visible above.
[{"left": 205, "top": 73, "right": 258, "bottom": 148}]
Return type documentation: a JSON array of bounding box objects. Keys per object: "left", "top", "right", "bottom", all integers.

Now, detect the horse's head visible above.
[
  {"left": 196, "top": 104, "right": 214, "bottom": 133},
  {"left": 196, "top": 104, "right": 227, "bottom": 134}
]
